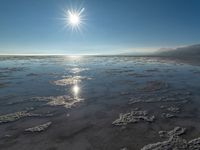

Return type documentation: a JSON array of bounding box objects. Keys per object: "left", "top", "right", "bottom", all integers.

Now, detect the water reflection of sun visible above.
[
  {"left": 73, "top": 84, "right": 80, "bottom": 98},
  {"left": 71, "top": 70, "right": 81, "bottom": 100}
]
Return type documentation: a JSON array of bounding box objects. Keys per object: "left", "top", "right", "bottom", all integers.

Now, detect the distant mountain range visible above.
[
  {"left": 155, "top": 44, "right": 200, "bottom": 57},
  {"left": 120, "top": 44, "right": 200, "bottom": 58}
]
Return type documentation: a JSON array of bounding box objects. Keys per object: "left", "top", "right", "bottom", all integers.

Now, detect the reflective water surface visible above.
[{"left": 0, "top": 56, "right": 200, "bottom": 150}]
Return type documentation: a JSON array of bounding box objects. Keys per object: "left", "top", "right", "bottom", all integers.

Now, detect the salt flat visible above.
[{"left": 0, "top": 56, "right": 200, "bottom": 150}]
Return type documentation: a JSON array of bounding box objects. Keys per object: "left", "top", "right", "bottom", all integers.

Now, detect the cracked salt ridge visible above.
[
  {"left": 52, "top": 76, "right": 92, "bottom": 86},
  {"left": 0, "top": 111, "right": 39, "bottom": 124},
  {"left": 33, "top": 95, "right": 84, "bottom": 108},
  {"left": 112, "top": 110, "right": 155, "bottom": 126},
  {"left": 141, "top": 127, "right": 200, "bottom": 150},
  {"left": 25, "top": 122, "right": 52, "bottom": 133}
]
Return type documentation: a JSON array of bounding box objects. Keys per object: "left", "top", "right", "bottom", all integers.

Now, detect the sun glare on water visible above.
[{"left": 73, "top": 85, "right": 79, "bottom": 95}]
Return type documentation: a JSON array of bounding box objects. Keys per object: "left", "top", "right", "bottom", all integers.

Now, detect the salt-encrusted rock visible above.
[
  {"left": 47, "top": 95, "right": 83, "bottom": 108},
  {"left": 159, "top": 127, "right": 186, "bottom": 138},
  {"left": 53, "top": 77, "right": 79, "bottom": 86},
  {"left": 160, "top": 105, "right": 166, "bottom": 109},
  {"left": 4, "top": 134, "right": 12, "bottom": 138},
  {"left": 161, "top": 113, "right": 175, "bottom": 118},
  {"left": 45, "top": 113, "right": 54, "bottom": 117},
  {"left": 0, "top": 111, "right": 38, "bottom": 124},
  {"left": 120, "top": 148, "right": 128, "bottom": 150},
  {"left": 112, "top": 111, "right": 155, "bottom": 126},
  {"left": 188, "top": 137, "right": 200, "bottom": 149},
  {"left": 25, "top": 122, "right": 52, "bottom": 132},
  {"left": 167, "top": 106, "right": 180, "bottom": 113},
  {"left": 25, "top": 107, "right": 35, "bottom": 111},
  {"left": 120, "top": 92, "right": 130, "bottom": 95},
  {"left": 141, "top": 136, "right": 188, "bottom": 150},
  {"left": 141, "top": 127, "right": 200, "bottom": 150},
  {"left": 52, "top": 76, "right": 91, "bottom": 86},
  {"left": 133, "top": 108, "right": 139, "bottom": 111},
  {"left": 33, "top": 95, "right": 83, "bottom": 108}
]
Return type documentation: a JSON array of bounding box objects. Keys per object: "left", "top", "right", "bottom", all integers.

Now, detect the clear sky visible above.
[{"left": 0, "top": 0, "right": 200, "bottom": 55}]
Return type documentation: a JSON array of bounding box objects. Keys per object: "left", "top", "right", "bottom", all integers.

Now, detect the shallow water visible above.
[{"left": 0, "top": 56, "right": 200, "bottom": 150}]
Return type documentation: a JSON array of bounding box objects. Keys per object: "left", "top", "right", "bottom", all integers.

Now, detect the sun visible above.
[
  {"left": 64, "top": 8, "right": 85, "bottom": 31},
  {"left": 68, "top": 12, "right": 80, "bottom": 26}
]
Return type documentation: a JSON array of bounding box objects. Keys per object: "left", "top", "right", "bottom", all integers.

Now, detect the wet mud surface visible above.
[{"left": 0, "top": 56, "right": 200, "bottom": 150}]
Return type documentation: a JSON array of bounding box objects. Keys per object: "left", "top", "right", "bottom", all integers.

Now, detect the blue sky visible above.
[{"left": 0, "top": 0, "right": 200, "bottom": 55}]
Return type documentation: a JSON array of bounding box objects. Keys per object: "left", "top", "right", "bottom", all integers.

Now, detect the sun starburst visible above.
[{"left": 63, "top": 8, "right": 85, "bottom": 32}]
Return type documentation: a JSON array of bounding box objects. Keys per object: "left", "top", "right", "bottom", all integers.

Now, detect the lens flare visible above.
[
  {"left": 68, "top": 11, "right": 80, "bottom": 25},
  {"left": 63, "top": 8, "right": 85, "bottom": 32}
]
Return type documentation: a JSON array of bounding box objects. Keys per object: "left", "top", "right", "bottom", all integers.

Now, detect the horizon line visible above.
[
  {"left": 0, "top": 53, "right": 152, "bottom": 57},
  {"left": 0, "top": 54, "right": 102, "bottom": 56}
]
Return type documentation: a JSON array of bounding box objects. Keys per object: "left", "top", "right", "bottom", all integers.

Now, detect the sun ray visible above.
[{"left": 62, "top": 7, "right": 86, "bottom": 32}]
